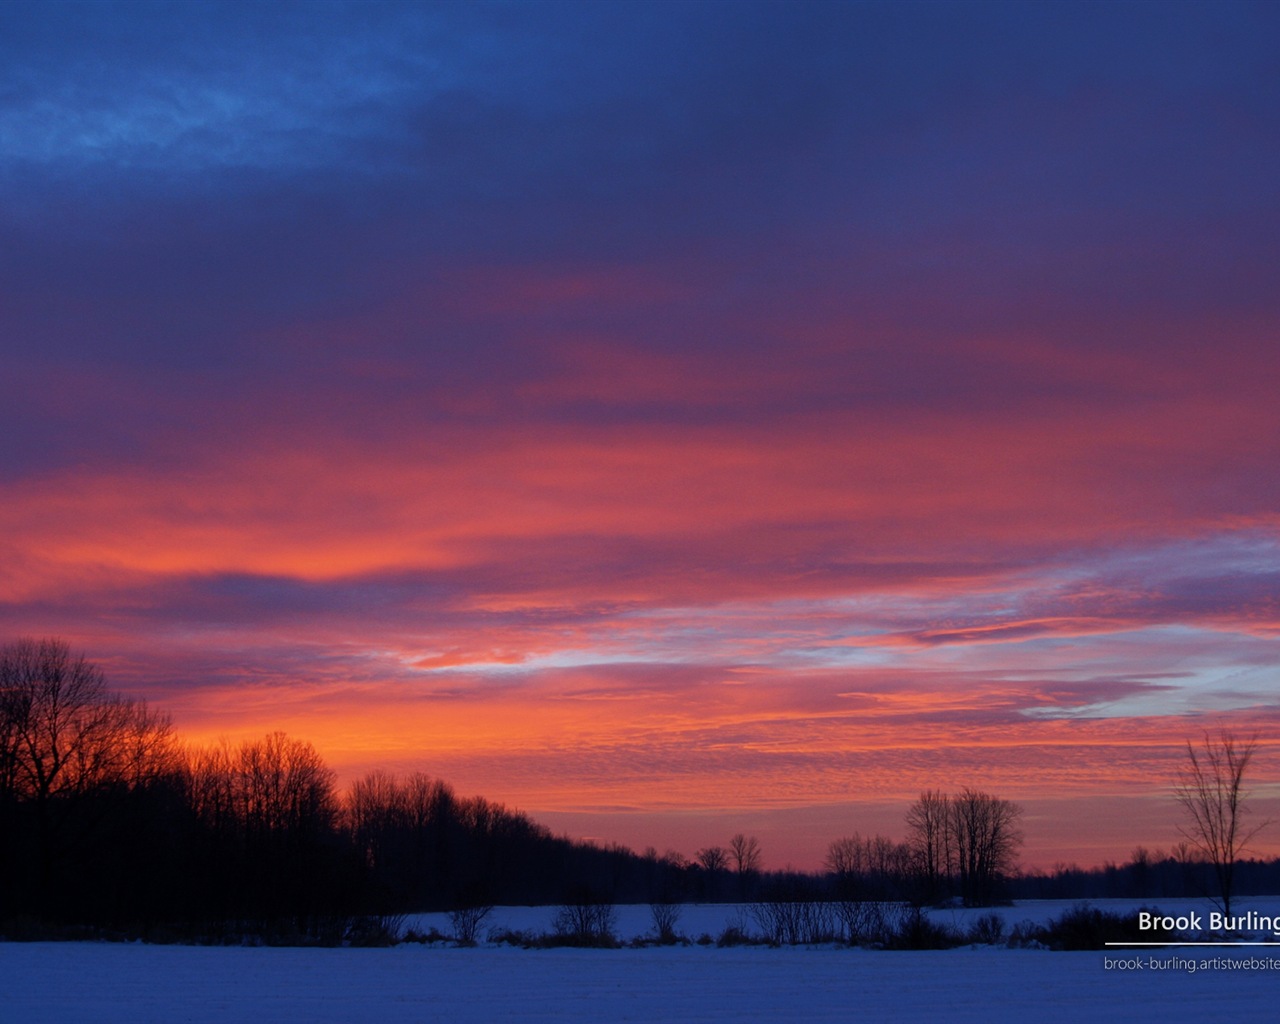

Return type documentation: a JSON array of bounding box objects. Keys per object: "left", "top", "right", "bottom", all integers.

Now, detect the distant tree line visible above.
[
  {"left": 1010, "top": 846, "right": 1280, "bottom": 903},
  {"left": 4, "top": 639, "right": 1274, "bottom": 940}
]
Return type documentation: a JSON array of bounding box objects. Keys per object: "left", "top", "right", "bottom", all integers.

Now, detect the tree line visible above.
[
  {"left": 4, "top": 638, "right": 1264, "bottom": 939},
  {"left": 0, "top": 638, "right": 658, "bottom": 934},
  {"left": 0, "top": 639, "right": 1030, "bottom": 936}
]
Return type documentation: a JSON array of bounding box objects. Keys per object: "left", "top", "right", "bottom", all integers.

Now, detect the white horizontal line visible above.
[{"left": 1105, "top": 942, "right": 1280, "bottom": 947}]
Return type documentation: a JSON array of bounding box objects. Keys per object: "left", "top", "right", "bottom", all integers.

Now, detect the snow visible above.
[
  {"left": 5, "top": 901, "right": 1280, "bottom": 1023},
  {"left": 405, "top": 896, "right": 1280, "bottom": 945}
]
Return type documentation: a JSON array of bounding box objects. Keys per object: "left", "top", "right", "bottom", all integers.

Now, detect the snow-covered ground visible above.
[
  {"left": 404, "top": 896, "right": 1278, "bottom": 945},
  {"left": 5, "top": 900, "right": 1280, "bottom": 1023}
]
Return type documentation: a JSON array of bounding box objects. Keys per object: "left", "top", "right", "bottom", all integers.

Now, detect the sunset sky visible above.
[{"left": 3, "top": 0, "right": 1278, "bottom": 870}]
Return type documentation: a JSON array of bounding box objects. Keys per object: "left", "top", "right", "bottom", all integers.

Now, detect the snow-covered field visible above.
[
  {"left": 403, "top": 896, "right": 1273, "bottom": 944},
  {"left": 5, "top": 900, "right": 1280, "bottom": 1024}
]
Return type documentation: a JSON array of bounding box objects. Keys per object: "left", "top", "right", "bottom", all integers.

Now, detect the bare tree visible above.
[
  {"left": 696, "top": 845, "right": 727, "bottom": 872},
  {"left": 728, "top": 833, "right": 761, "bottom": 897},
  {"left": 0, "top": 637, "right": 174, "bottom": 803},
  {"left": 948, "top": 788, "right": 1023, "bottom": 906},
  {"left": 729, "top": 833, "right": 761, "bottom": 874},
  {"left": 234, "top": 731, "right": 337, "bottom": 841},
  {"left": 904, "top": 789, "right": 952, "bottom": 904},
  {"left": 0, "top": 637, "right": 175, "bottom": 907},
  {"left": 824, "top": 833, "right": 907, "bottom": 943},
  {"left": 1176, "top": 730, "right": 1268, "bottom": 918},
  {"left": 824, "top": 835, "right": 863, "bottom": 879},
  {"left": 905, "top": 788, "right": 1023, "bottom": 907}
]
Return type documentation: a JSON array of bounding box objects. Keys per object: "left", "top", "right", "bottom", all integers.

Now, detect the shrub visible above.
[
  {"left": 884, "top": 907, "right": 964, "bottom": 950},
  {"left": 489, "top": 927, "right": 537, "bottom": 947},
  {"left": 967, "top": 913, "right": 1006, "bottom": 945},
  {"left": 750, "top": 879, "right": 839, "bottom": 945},
  {"left": 1006, "top": 919, "right": 1046, "bottom": 949},
  {"left": 833, "top": 900, "right": 897, "bottom": 946},
  {"left": 344, "top": 914, "right": 405, "bottom": 947},
  {"left": 1033, "top": 905, "right": 1184, "bottom": 951},
  {"left": 449, "top": 905, "right": 493, "bottom": 946},
  {"left": 551, "top": 899, "right": 618, "bottom": 947},
  {"left": 401, "top": 926, "right": 448, "bottom": 945},
  {"left": 716, "top": 924, "right": 754, "bottom": 947},
  {"left": 650, "top": 901, "right": 683, "bottom": 944}
]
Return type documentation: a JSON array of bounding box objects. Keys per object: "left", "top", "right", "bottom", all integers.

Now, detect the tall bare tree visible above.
[
  {"left": 905, "top": 789, "right": 952, "bottom": 904},
  {"left": 1176, "top": 730, "right": 1268, "bottom": 918},
  {"left": 728, "top": 832, "right": 761, "bottom": 898},
  {"left": 0, "top": 638, "right": 175, "bottom": 908},
  {"left": 0, "top": 637, "right": 174, "bottom": 803},
  {"left": 948, "top": 788, "right": 1023, "bottom": 906},
  {"left": 729, "top": 833, "right": 761, "bottom": 873},
  {"left": 904, "top": 788, "right": 1021, "bottom": 906},
  {"left": 695, "top": 845, "right": 727, "bottom": 872}
]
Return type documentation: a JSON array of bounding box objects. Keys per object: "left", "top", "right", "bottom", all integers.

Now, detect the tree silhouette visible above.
[
  {"left": 0, "top": 637, "right": 175, "bottom": 916},
  {"left": 949, "top": 788, "right": 1023, "bottom": 906},
  {"left": 1176, "top": 730, "right": 1269, "bottom": 918},
  {"left": 696, "top": 845, "right": 727, "bottom": 872},
  {"left": 729, "top": 833, "right": 761, "bottom": 897},
  {"left": 904, "top": 789, "right": 952, "bottom": 904},
  {"left": 185, "top": 731, "right": 342, "bottom": 924},
  {"left": 905, "top": 787, "right": 1022, "bottom": 906},
  {"left": 729, "top": 833, "right": 761, "bottom": 874}
]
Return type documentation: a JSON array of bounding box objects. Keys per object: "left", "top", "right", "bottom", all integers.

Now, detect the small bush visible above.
[
  {"left": 967, "top": 913, "right": 1006, "bottom": 946},
  {"left": 344, "top": 914, "right": 405, "bottom": 947},
  {"left": 551, "top": 900, "right": 618, "bottom": 947},
  {"left": 1006, "top": 919, "right": 1046, "bottom": 949},
  {"left": 834, "top": 900, "right": 897, "bottom": 946},
  {"left": 650, "top": 902, "right": 683, "bottom": 944},
  {"left": 489, "top": 927, "right": 537, "bottom": 947},
  {"left": 885, "top": 907, "right": 965, "bottom": 950},
  {"left": 402, "top": 926, "right": 448, "bottom": 945},
  {"left": 750, "top": 892, "right": 839, "bottom": 945},
  {"left": 449, "top": 905, "right": 493, "bottom": 946},
  {"left": 716, "top": 924, "right": 755, "bottom": 947},
  {"left": 1033, "top": 905, "right": 1184, "bottom": 951}
]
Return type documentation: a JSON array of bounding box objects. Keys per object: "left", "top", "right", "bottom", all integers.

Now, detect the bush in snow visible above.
[
  {"left": 649, "top": 901, "right": 683, "bottom": 944},
  {"left": 550, "top": 888, "right": 618, "bottom": 947},
  {"left": 884, "top": 907, "right": 965, "bottom": 950},
  {"left": 967, "top": 913, "right": 1006, "bottom": 946},
  {"left": 1026, "top": 904, "right": 1185, "bottom": 951},
  {"left": 449, "top": 905, "right": 493, "bottom": 946}
]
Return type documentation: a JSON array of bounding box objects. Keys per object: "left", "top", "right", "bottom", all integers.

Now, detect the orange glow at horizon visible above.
[{"left": 153, "top": 649, "right": 1280, "bottom": 870}]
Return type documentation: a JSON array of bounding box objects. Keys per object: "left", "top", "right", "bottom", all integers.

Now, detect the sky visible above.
[{"left": 2, "top": 0, "right": 1278, "bottom": 870}]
